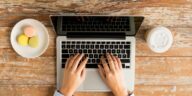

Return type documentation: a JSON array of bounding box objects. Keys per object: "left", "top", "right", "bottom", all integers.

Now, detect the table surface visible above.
[{"left": 0, "top": 0, "right": 192, "bottom": 96}]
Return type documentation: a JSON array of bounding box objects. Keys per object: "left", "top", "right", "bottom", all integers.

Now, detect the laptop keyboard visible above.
[{"left": 61, "top": 41, "right": 131, "bottom": 68}]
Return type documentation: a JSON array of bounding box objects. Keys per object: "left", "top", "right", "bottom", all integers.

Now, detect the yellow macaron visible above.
[
  {"left": 17, "top": 34, "right": 29, "bottom": 46},
  {"left": 29, "top": 36, "right": 39, "bottom": 48}
]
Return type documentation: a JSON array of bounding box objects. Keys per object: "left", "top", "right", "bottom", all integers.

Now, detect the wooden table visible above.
[{"left": 0, "top": 0, "right": 192, "bottom": 96}]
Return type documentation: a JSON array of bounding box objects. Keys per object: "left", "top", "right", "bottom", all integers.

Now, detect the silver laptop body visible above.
[{"left": 50, "top": 15, "right": 144, "bottom": 92}]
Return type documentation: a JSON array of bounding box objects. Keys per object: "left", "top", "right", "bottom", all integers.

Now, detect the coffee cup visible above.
[{"left": 145, "top": 26, "right": 173, "bottom": 53}]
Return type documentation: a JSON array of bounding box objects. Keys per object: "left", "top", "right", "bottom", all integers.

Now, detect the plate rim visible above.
[{"left": 10, "top": 18, "right": 49, "bottom": 58}]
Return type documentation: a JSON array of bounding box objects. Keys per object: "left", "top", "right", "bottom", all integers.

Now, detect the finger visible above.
[
  {"left": 106, "top": 53, "right": 115, "bottom": 71},
  {"left": 71, "top": 53, "right": 85, "bottom": 71},
  {"left": 68, "top": 53, "right": 80, "bottom": 69},
  {"left": 110, "top": 53, "right": 119, "bottom": 70},
  {"left": 77, "top": 57, "right": 88, "bottom": 73},
  {"left": 100, "top": 56, "right": 110, "bottom": 73},
  {"left": 81, "top": 68, "right": 86, "bottom": 80},
  {"left": 65, "top": 56, "right": 71, "bottom": 69},
  {"left": 115, "top": 56, "right": 122, "bottom": 69},
  {"left": 98, "top": 65, "right": 106, "bottom": 82}
]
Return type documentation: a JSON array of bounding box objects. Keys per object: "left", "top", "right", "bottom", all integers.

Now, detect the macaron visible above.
[
  {"left": 17, "top": 34, "right": 29, "bottom": 46},
  {"left": 29, "top": 36, "right": 39, "bottom": 48},
  {"left": 23, "top": 26, "right": 36, "bottom": 37}
]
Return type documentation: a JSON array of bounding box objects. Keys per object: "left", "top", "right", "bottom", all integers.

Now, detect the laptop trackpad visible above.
[{"left": 82, "top": 69, "right": 110, "bottom": 91}]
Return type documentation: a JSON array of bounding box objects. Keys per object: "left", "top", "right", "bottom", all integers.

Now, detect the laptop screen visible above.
[{"left": 50, "top": 16, "right": 144, "bottom": 36}]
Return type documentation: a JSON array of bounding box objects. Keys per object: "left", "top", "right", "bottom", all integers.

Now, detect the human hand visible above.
[
  {"left": 59, "top": 53, "right": 88, "bottom": 96},
  {"left": 98, "top": 53, "right": 128, "bottom": 96}
]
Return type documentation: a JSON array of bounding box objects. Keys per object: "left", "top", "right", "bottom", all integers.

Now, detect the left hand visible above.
[{"left": 59, "top": 53, "right": 88, "bottom": 96}]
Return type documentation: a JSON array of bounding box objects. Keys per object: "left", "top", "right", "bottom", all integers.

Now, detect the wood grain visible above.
[{"left": 0, "top": 0, "right": 192, "bottom": 96}]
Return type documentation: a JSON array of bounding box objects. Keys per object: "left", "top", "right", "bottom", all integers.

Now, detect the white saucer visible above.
[{"left": 10, "top": 19, "right": 49, "bottom": 58}]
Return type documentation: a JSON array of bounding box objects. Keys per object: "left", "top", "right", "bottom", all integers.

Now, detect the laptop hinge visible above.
[{"left": 66, "top": 32, "right": 125, "bottom": 39}]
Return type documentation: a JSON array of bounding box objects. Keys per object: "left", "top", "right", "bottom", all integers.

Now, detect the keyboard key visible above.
[
  {"left": 112, "top": 42, "right": 115, "bottom": 44},
  {"left": 93, "top": 50, "right": 97, "bottom": 53},
  {"left": 62, "top": 45, "right": 66, "bottom": 48},
  {"left": 114, "top": 45, "right": 118, "bottom": 48},
  {"left": 96, "top": 42, "right": 100, "bottom": 44},
  {"left": 121, "top": 49, "right": 125, "bottom": 53},
  {"left": 102, "top": 50, "right": 106, "bottom": 53},
  {"left": 92, "top": 59, "right": 95, "bottom": 63},
  {"left": 86, "top": 64, "right": 98, "bottom": 68},
  {"left": 105, "top": 45, "right": 108, "bottom": 49},
  {"left": 95, "top": 45, "right": 99, "bottom": 48},
  {"left": 126, "top": 42, "right": 130, "bottom": 44},
  {"left": 124, "top": 45, "right": 130, "bottom": 49},
  {"left": 121, "top": 42, "right": 125, "bottom": 44},
  {"left": 62, "top": 54, "right": 69, "bottom": 58},
  {"left": 88, "top": 49, "right": 92, "bottom": 53},
  {"left": 100, "top": 45, "right": 104, "bottom": 49},
  {"left": 76, "top": 45, "right": 80, "bottom": 48},
  {"left": 67, "top": 45, "right": 70, "bottom": 48},
  {"left": 79, "top": 49, "right": 82, "bottom": 53},
  {"left": 72, "top": 41, "right": 75, "bottom": 44},
  {"left": 62, "top": 42, "right": 66, "bottom": 44},
  {"left": 107, "top": 49, "right": 111, "bottom": 53},
  {"left": 122, "top": 54, "right": 126, "bottom": 58},
  {"left": 101, "top": 42, "right": 105, "bottom": 44},
  {"left": 62, "top": 59, "right": 67, "bottom": 63},
  {"left": 117, "top": 49, "right": 120, "bottom": 53},
  {"left": 116, "top": 42, "right": 120, "bottom": 44},
  {"left": 122, "top": 64, "right": 125, "bottom": 68},
  {"left": 107, "top": 42, "right": 110, "bottom": 44},
  {"left": 91, "top": 45, "right": 94, "bottom": 48},
  {"left": 94, "top": 54, "right": 98, "bottom": 58},
  {"left": 98, "top": 50, "right": 101, "bottom": 53},
  {"left": 118, "top": 54, "right": 121, "bottom": 58},
  {"left": 77, "top": 41, "right": 80, "bottom": 44},
  {"left": 126, "top": 50, "right": 130, "bottom": 54},
  {"left": 74, "top": 50, "right": 78, "bottom": 53},
  {"left": 83, "top": 50, "right": 87, "bottom": 53},
  {"left": 91, "top": 42, "right": 95, "bottom": 44},
  {"left": 87, "top": 42, "right": 90, "bottom": 44},
  {"left": 89, "top": 54, "right": 93, "bottom": 58},
  {"left": 69, "top": 49, "right": 73, "bottom": 53},
  {"left": 112, "top": 50, "right": 116, "bottom": 53},
  {"left": 62, "top": 64, "right": 65, "bottom": 68},
  {"left": 88, "top": 59, "right": 91, "bottom": 63},
  {"left": 121, "top": 59, "right": 130, "bottom": 63},
  {"left": 126, "top": 66, "right": 130, "bottom": 68},
  {"left": 62, "top": 49, "right": 68, "bottom": 53},
  {"left": 127, "top": 53, "right": 130, "bottom": 58},
  {"left": 96, "top": 59, "right": 100, "bottom": 63},
  {"left": 119, "top": 45, "right": 123, "bottom": 49},
  {"left": 81, "top": 45, "right": 85, "bottom": 48},
  {"left": 86, "top": 45, "right": 89, "bottom": 48},
  {"left": 110, "top": 45, "right": 113, "bottom": 49},
  {"left": 71, "top": 45, "right": 75, "bottom": 48}
]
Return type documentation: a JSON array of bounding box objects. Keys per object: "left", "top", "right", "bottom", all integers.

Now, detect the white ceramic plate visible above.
[{"left": 10, "top": 19, "right": 49, "bottom": 58}]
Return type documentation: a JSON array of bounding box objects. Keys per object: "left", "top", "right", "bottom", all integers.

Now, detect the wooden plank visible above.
[
  {"left": 135, "top": 85, "right": 192, "bottom": 96},
  {"left": 0, "top": 57, "right": 191, "bottom": 85},
  {"left": 0, "top": 85, "right": 192, "bottom": 96},
  {"left": 135, "top": 57, "right": 192, "bottom": 85},
  {"left": 0, "top": 27, "right": 191, "bottom": 56},
  {"left": 0, "top": 7, "right": 191, "bottom": 27}
]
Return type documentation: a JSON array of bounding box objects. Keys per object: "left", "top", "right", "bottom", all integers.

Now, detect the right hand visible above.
[{"left": 98, "top": 53, "right": 128, "bottom": 96}]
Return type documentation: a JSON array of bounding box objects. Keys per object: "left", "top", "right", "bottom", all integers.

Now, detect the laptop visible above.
[{"left": 50, "top": 15, "right": 144, "bottom": 92}]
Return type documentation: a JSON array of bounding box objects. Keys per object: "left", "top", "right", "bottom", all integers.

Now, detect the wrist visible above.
[
  {"left": 59, "top": 87, "right": 74, "bottom": 96},
  {"left": 113, "top": 88, "right": 128, "bottom": 96}
]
